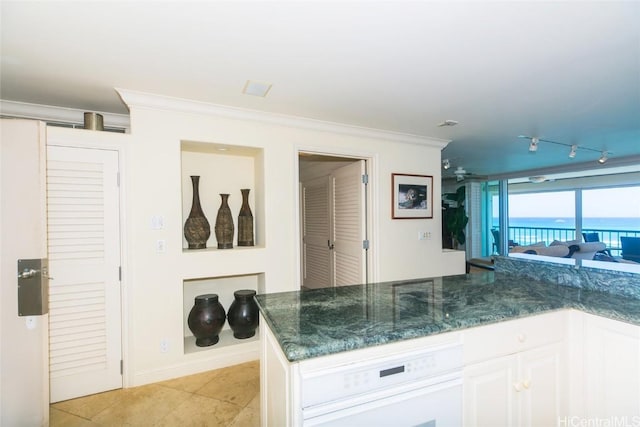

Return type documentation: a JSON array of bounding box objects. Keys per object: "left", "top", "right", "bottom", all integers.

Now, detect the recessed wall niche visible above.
[
  {"left": 181, "top": 140, "right": 264, "bottom": 251},
  {"left": 183, "top": 273, "right": 264, "bottom": 354}
]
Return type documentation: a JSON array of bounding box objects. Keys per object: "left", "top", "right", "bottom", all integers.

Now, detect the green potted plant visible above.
[{"left": 442, "top": 186, "right": 468, "bottom": 249}]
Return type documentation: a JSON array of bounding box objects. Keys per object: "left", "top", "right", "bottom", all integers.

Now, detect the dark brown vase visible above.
[
  {"left": 184, "top": 176, "right": 210, "bottom": 249},
  {"left": 187, "top": 294, "right": 226, "bottom": 347},
  {"left": 237, "top": 189, "right": 254, "bottom": 246},
  {"left": 227, "top": 290, "right": 259, "bottom": 339},
  {"left": 215, "top": 194, "right": 234, "bottom": 249}
]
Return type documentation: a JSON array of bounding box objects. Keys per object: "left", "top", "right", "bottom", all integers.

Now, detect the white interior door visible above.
[
  {"left": 302, "top": 176, "right": 332, "bottom": 289},
  {"left": 301, "top": 159, "right": 367, "bottom": 289},
  {"left": 0, "top": 119, "right": 49, "bottom": 425},
  {"left": 332, "top": 160, "right": 366, "bottom": 286},
  {"left": 47, "top": 145, "right": 122, "bottom": 402}
]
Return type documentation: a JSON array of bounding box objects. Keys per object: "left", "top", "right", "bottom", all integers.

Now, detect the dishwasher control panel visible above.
[{"left": 300, "top": 342, "right": 463, "bottom": 408}]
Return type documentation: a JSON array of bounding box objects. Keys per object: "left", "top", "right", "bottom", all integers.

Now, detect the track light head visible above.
[
  {"left": 598, "top": 151, "right": 608, "bottom": 164},
  {"left": 442, "top": 159, "right": 451, "bottom": 170},
  {"left": 569, "top": 145, "right": 577, "bottom": 159},
  {"left": 529, "top": 137, "right": 538, "bottom": 153}
]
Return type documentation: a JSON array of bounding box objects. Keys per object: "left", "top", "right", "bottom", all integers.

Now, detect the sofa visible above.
[{"left": 510, "top": 239, "right": 607, "bottom": 260}]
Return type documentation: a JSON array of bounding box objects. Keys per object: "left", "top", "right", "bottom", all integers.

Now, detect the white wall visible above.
[
  {"left": 117, "top": 89, "right": 451, "bottom": 385},
  {"left": 1, "top": 120, "right": 49, "bottom": 426}
]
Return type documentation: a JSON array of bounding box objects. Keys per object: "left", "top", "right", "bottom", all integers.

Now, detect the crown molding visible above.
[
  {"left": 0, "top": 99, "right": 130, "bottom": 129},
  {"left": 116, "top": 88, "right": 450, "bottom": 149}
]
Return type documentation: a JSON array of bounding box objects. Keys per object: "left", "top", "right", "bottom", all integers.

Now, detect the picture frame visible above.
[{"left": 391, "top": 173, "right": 433, "bottom": 219}]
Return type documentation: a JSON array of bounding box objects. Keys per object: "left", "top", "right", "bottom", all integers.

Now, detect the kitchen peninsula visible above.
[{"left": 256, "top": 256, "right": 640, "bottom": 426}]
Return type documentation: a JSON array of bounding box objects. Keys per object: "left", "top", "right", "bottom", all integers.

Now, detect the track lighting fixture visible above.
[
  {"left": 598, "top": 151, "right": 608, "bottom": 164},
  {"left": 518, "top": 135, "right": 611, "bottom": 164},
  {"left": 442, "top": 159, "right": 451, "bottom": 170}
]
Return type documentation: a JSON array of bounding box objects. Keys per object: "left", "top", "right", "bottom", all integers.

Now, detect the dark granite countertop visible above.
[{"left": 255, "top": 272, "right": 640, "bottom": 362}]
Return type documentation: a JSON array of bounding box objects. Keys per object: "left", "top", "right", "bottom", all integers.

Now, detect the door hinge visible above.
[
  {"left": 362, "top": 173, "right": 369, "bottom": 185},
  {"left": 117, "top": 172, "right": 120, "bottom": 187},
  {"left": 118, "top": 266, "right": 122, "bottom": 282},
  {"left": 363, "top": 239, "right": 370, "bottom": 250},
  {"left": 120, "top": 359, "right": 123, "bottom": 375}
]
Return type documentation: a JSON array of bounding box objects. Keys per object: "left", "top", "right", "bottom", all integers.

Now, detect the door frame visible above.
[
  {"left": 46, "top": 126, "right": 132, "bottom": 388},
  {"left": 295, "top": 147, "right": 378, "bottom": 287}
]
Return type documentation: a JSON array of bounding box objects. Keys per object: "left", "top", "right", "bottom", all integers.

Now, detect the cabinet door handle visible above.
[
  {"left": 517, "top": 333, "right": 526, "bottom": 343},
  {"left": 513, "top": 382, "right": 522, "bottom": 392},
  {"left": 523, "top": 380, "right": 531, "bottom": 389}
]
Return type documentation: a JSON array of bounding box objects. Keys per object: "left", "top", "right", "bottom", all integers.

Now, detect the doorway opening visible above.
[{"left": 298, "top": 152, "right": 372, "bottom": 289}]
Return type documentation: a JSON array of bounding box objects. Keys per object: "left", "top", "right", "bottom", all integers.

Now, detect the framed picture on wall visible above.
[{"left": 391, "top": 173, "right": 433, "bottom": 219}]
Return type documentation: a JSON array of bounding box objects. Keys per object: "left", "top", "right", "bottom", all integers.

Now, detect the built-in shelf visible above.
[
  {"left": 179, "top": 139, "right": 266, "bottom": 359},
  {"left": 181, "top": 140, "right": 264, "bottom": 251},
  {"left": 181, "top": 245, "right": 265, "bottom": 254},
  {"left": 184, "top": 328, "right": 260, "bottom": 354},
  {"left": 183, "top": 273, "right": 264, "bottom": 355}
]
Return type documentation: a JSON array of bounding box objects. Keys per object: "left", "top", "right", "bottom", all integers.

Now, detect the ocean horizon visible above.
[{"left": 493, "top": 217, "right": 640, "bottom": 231}]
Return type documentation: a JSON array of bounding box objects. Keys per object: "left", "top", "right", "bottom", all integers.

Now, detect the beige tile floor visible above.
[{"left": 50, "top": 360, "right": 260, "bottom": 427}]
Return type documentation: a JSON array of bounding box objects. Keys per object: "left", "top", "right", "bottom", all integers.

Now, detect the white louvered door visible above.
[
  {"left": 301, "top": 160, "right": 366, "bottom": 289},
  {"left": 46, "top": 145, "right": 122, "bottom": 403},
  {"left": 302, "top": 176, "right": 332, "bottom": 289},
  {"left": 332, "top": 160, "right": 366, "bottom": 286}
]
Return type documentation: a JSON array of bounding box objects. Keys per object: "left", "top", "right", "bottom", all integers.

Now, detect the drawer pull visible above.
[
  {"left": 513, "top": 382, "right": 522, "bottom": 392},
  {"left": 517, "top": 333, "right": 526, "bottom": 343},
  {"left": 523, "top": 380, "right": 531, "bottom": 389}
]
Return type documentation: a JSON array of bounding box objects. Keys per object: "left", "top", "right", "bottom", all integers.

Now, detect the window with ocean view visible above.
[{"left": 492, "top": 185, "right": 640, "bottom": 257}]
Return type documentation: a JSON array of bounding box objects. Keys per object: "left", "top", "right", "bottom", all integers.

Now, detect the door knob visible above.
[{"left": 18, "top": 268, "right": 39, "bottom": 279}]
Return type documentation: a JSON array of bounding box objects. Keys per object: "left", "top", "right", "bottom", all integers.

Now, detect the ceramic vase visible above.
[
  {"left": 237, "top": 189, "right": 254, "bottom": 246},
  {"left": 187, "top": 294, "right": 226, "bottom": 347},
  {"left": 184, "top": 176, "right": 210, "bottom": 249},
  {"left": 227, "top": 289, "right": 259, "bottom": 339},
  {"left": 215, "top": 193, "right": 234, "bottom": 249}
]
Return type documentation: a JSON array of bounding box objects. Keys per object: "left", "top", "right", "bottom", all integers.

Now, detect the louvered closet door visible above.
[
  {"left": 302, "top": 176, "right": 332, "bottom": 289},
  {"left": 332, "top": 160, "right": 366, "bottom": 286},
  {"left": 47, "top": 145, "right": 122, "bottom": 403}
]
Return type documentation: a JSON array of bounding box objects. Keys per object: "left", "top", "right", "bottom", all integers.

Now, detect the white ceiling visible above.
[{"left": 1, "top": 1, "right": 639, "bottom": 178}]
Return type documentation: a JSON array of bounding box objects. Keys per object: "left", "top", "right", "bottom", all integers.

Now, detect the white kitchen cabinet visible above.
[
  {"left": 464, "top": 354, "right": 516, "bottom": 426},
  {"left": 464, "top": 342, "right": 564, "bottom": 427},
  {"left": 582, "top": 313, "right": 640, "bottom": 419},
  {"left": 463, "top": 311, "right": 567, "bottom": 427}
]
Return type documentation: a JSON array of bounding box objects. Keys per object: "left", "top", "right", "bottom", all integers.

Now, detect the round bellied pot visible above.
[
  {"left": 187, "top": 294, "right": 226, "bottom": 346},
  {"left": 227, "top": 289, "right": 259, "bottom": 339}
]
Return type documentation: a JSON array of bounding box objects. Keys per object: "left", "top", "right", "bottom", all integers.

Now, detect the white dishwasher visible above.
[{"left": 300, "top": 342, "right": 463, "bottom": 427}]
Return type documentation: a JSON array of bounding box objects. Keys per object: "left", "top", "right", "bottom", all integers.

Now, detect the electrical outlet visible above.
[{"left": 160, "top": 338, "right": 169, "bottom": 353}]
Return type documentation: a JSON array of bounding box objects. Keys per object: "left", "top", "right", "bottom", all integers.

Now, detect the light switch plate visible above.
[{"left": 151, "top": 215, "right": 164, "bottom": 230}]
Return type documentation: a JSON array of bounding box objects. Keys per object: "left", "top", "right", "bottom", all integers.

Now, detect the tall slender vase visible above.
[
  {"left": 184, "top": 176, "right": 210, "bottom": 249},
  {"left": 237, "top": 189, "right": 254, "bottom": 246},
  {"left": 215, "top": 194, "right": 234, "bottom": 249}
]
